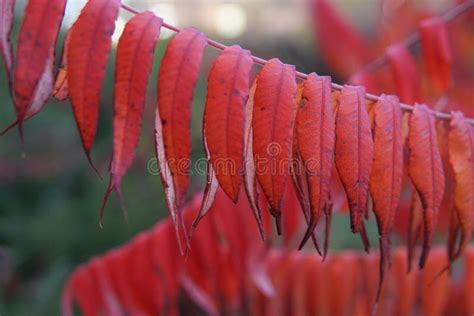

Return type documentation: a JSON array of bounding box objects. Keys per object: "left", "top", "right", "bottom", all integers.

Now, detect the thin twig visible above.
[
  {"left": 120, "top": 3, "right": 474, "bottom": 125},
  {"left": 358, "top": 0, "right": 474, "bottom": 74}
]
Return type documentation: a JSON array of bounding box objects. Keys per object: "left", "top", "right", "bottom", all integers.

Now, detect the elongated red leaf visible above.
[
  {"left": 419, "top": 16, "right": 452, "bottom": 94},
  {"left": 386, "top": 43, "right": 421, "bottom": 104},
  {"left": 296, "top": 73, "right": 334, "bottom": 251},
  {"left": 67, "top": 0, "right": 121, "bottom": 171},
  {"left": 243, "top": 78, "right": 266, "bottom": 240},
  {"left": 203, "top": 45, "right": 253, "bottom": 202},
  {"left": 0, "top": 0, "right": 14, "bottom": 90},
  {"left": 447, "top": 111, "right": 474, "bottom": 263},
  {"left": 252, "top": 58, "right": 297, "bottom": 232},
  {"left": 369, "top": 94, "right": 403, "bottom": 301},
  {"left": 408, "top": 104, "right": 445, "bottom": 268},
  {"left": 100, "top": 12, "right": 162, "bottom": 220},
  {"left": 334, "top": 85, "right": 373, "bottom": 251},
  {"left": 157, "top": 27, "right": 207, "bottom": 206},
  {"left": 13, "top": 0, "right": 67, "bottom": 139},
  {"left": 290, "top": 83, "right": 314, "bottom": 248}
]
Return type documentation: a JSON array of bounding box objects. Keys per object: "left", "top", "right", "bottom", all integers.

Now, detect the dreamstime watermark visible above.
[{"left": 147, "top": 143, "right": 322, "bottom": 176}]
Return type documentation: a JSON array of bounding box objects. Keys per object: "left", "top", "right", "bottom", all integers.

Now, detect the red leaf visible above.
[
  {"left": 386, "top": 43, "right": 422, "bottom": 104},
  {"left": 243, "top": 78, "right": 266, "bottom": 240},
  {"left": 13, "top": 0, "right": 67, "bottom": 139},
  {"left": 67, "top": 0, "right": 121, "bottom": 171},
  {"left": 310, "top": 0, "right": 371, "bottom": 78},
  {"left": 101, "top": 12, "right": 162, "bottom": 220},
  {"left": 296, "top": 74, "right": 335, "bottom": 250},
  {"left": 407, "top": 104, "right": 445, "bottom": 268},
  {"left": 369, "top": 94, "right": 403, "bottom": 301},
  {"left": 334, "top": 85, "right": 373, "bottom": 251},
  {"left": 0, "top": 0, "right": 14, "bottom": 90},
  {"left": 419, "top": 16, "right": 452, "bottom": 94},
  {"left": 447, "top": 111, "right": 474, "bottom": 263},
  {"left": 203, "top": 45, "right": 253, "bottom": 202},
  {"left": 252, "top": 58, "right": 297, "bottom": 231},
  {"left": 157, "top": 27, "right": 207, "bottom": 206},
  {"left": 290, "top": 83, "right": 313, "bottom": 247}
]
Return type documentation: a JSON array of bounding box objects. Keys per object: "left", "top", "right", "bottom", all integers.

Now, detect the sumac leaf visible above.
[
  {"left": 252, "top": 58, "right": 297, "bottom": 232},
  {"left": 157, "top": 27, "right": 207, "bottom": 206},
  {"left": 334, "top": 85, "right": 373, "bottom": 251},
  {"left": 369, "top": 94, "right": 403, "bottom": 301},
  {"left": 203, "top": 45, "right": 253, "bottom": 202},
  {"left": 67, "top": 0, "right": 121, "bottom": 171},
  {"left": 291, "top": 83, "right": 316, "bottom": 250},
  {"left": 447, "top": 111, "right": 474, "bottom": 263},
  {"left": 13, "top": 0, "right": 67, "bottom": 139},
  {"left": 101, "top": 12, "right": 162, "bottom": 220},
  {"left": 296, "top": 74, "right": 335, "bottom": 251},
  {"left": 408, "top": 104, "right": 445, "bottom": 268}
]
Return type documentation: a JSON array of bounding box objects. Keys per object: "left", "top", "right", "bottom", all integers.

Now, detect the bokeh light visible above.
[{"left": 213, "top": 3, "right": 247, "bottom": 39}]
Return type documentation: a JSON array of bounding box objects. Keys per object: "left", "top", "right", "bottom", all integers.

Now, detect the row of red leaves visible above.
[
  {"left": 62, "top": 189, "right": 474, "bottom": 315},
  {"left": 1, "top": 0, "right": 473, "bottom": 302}
]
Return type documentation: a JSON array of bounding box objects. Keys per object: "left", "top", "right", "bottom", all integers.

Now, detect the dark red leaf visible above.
[
  {"left": 446, "top": 111, "right": 474, "bottom": 263},
  {"left": 13, "top": 0, "right": 67, "bottom": 139},
  {"left": 101, "top": 11, "right": 162, "bottom": 221},
  {"left": 369, "top": 94, "right": 403, "bottom": 301},
  {"left": 67, "top": 0, "right": 121, "bottom": 172},
  {"left": 296, "top": 74, "right": 335, "bottom": 250},
  {"left": 334, "top": 85, "right": 373, "bottom": 251},
  {"left": 157, "top": 27, "right": 207, "bottom": 206},
  {"left": 407, "top": 104, "right": 445, "bottom": 268},
  {"left": 203, "top": 45, "right": 253, "bottom": 202},
  {"left": 252, "top": 58, "right": 297, "bottom": 231}
]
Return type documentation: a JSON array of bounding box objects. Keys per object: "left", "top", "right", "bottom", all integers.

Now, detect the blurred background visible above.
[{"left": 0, "top": 0, "right": 466, "bottom": 314}]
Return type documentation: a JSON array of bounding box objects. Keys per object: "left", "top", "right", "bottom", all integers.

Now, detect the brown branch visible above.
[{"left": 120, "top": 3, "right": 474, "bottom": 125}]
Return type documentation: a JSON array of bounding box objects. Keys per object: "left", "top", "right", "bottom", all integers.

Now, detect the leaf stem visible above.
[{"left": 120, "top": 3, "right": 474, "bottom": 125}]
